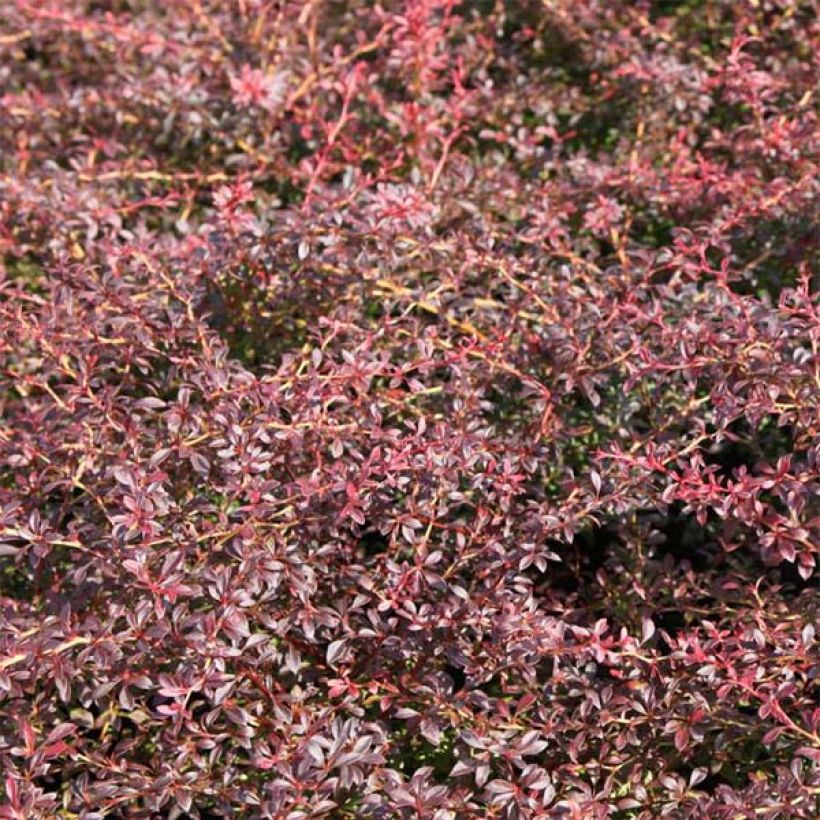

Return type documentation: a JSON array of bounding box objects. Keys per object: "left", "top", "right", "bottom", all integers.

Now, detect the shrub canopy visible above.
[{"left": 0, "top": 1, "right": 818, "bottom": 817}]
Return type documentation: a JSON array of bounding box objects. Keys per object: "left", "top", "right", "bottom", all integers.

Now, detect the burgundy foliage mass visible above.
[{"left": 0, "top": 1, "right": 818, "bottom": 817}]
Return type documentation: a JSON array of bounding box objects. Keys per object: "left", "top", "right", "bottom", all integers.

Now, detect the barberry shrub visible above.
[{"left": 0, "top": 1, "right": 818, "bottom": 817}]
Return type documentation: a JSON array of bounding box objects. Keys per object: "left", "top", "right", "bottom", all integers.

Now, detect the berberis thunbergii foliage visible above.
[{"left": 0, "top": 1, "right": 818, "bottom": 817}]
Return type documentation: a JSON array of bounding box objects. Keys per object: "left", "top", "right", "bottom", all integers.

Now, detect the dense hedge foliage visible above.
[{"left": 1, "top": 1, "right": 818, "bottom": 817}]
